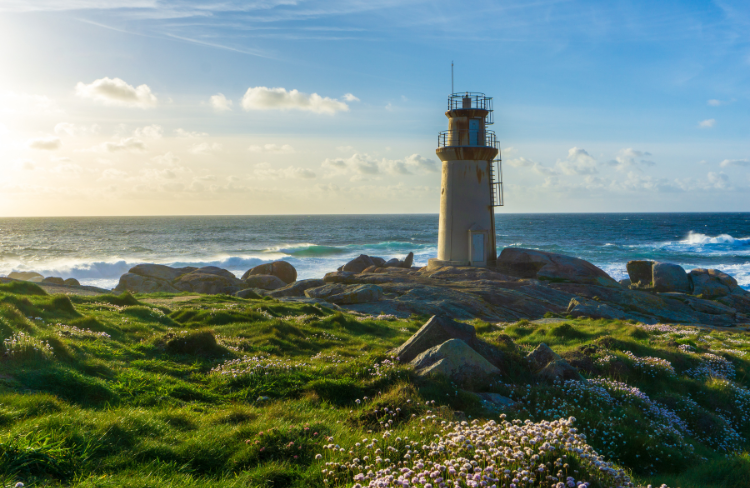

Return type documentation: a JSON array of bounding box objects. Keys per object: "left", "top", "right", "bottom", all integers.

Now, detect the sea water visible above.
[{"left": 0, "top": 213, "right": 748, "bottom": 291}]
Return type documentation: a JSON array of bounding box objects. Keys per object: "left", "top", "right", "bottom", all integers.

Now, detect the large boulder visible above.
[
  {"left": 8, "top": 271, "right": 44, "bottom": 282},
  {"left": 690, "top": 268, "right": 740, "bottom": 298},
  {"left": 305, "top": 283, "right": 383, "bottom": 304},
  {"left": 626, "top": 260, "right": 654, "bottom": 286},
  {"left": 497, "top": 248, "right": 618, "bottom": 287},
  {"left": 41, "top": 276, "right": 65, "bottom": 285},
  {"left": 652, "top": 262, "right": 690, "bottom": 293},
  {"left": 402, "top": 252, "right": 414, "bottom": 268},
  {"left": 567, "top": 298, "right": 628, "bottom": 320},
  {"left": 371, "top": 257, "right": 386, "bottom": 266},
  {"left": 235, "top": 288, "right": 264, "bottom": 299},
  {"left": 129, "top": 264, "right": 196, "bottom": 282},
  {"left": 410, "top": 339, "right": 501, "bottom": 385},
  {"left": 63, "top": 278, "right": 81, "bottom": 286},
  {"left": 172, "top": 267, "right": 242, "bottom": 295},
  {"left": 115, "top": 273, "right": 179, "bottom": 293},
  {"left": 391, "top": 315, "right": 477, "bottom": 363},
  {"left": 266, "top": 279, "right": 326, "bottom": 298},
  {"left": 242, "top": 274, "right": 287, "bottom": 290},
  {"left": 242, "top": 261, "right": 297, "bottom": 284},
  {"left": 342, "top": 255, "right": 375, "bottom": 273},
  {"left": 527, "top": 343, "right": 584, "bottom": 382}
]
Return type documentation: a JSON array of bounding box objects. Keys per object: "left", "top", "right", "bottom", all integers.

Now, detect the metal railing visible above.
[
  {"left": 490, "top": 158, "right": 504, "bottom": 207},
  {"left": 438, "top": 129, "right": 497, "bottom": 148},
  {"left": 448, "top": 92, "right": 494, "bottom": 125}
]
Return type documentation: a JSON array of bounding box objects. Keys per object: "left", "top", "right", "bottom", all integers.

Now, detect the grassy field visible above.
[{"left": 1, "top": 280, "right": 749, "bottom": 488}]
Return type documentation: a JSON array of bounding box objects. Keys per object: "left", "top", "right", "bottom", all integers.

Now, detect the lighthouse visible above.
[{"left": 429, "top": 92, "right": 503, "bottom": 268}]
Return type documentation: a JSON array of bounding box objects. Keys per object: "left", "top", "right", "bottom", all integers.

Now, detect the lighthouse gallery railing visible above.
[{"left": 437, "top": 130, "right": 497, "bottom": 149}]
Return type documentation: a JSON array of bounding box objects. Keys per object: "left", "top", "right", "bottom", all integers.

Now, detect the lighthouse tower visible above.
[{"left": 429, "top": 92, "right": 503, "bottom": 268}]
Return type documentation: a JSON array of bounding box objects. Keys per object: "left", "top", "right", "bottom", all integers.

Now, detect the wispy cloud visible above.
[
  {"left": 75, "top": 77, "right": 157, "bottom": 108},
  {"left": 241, "top": 87, "right": 350, "bottom": 114},
  {"left": 699, "top": 118, "right": 716, "bottom": 128},
  {"left": 27, "top": 136, "right": 62, "bottom": 150},
  {"left": 209, "top": 93, "right": 233, "bottom": 112}
]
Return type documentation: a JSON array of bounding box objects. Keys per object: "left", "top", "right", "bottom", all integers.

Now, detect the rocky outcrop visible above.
[
  {"left": 626, "top": 260, "right": 653, "bottom": 286},
  {"left": 242, "top": 274, "right": 287, "bottom": 290},
  {"left": 8, "top": 271, "right": 44, "bottom": 282},
  {"left": 690, "top": 268, "right": 740, "bottom": 298},
  {"left": 42, "top": 277, "right": 65, "bottom": 285},
  {"left": 173, "top": 267, "right": 243, "bottom": 295},
  {"left": 343, "top": 255, "right": 375, "bottom": 273},
  {"left": 129, "top": 264, "right": 196, "bottom": 282},
  {"left": 497, "top": 248, "right": 619, "bottom": 287},
  {"left": 567, "top": 298, "right": 628, "bottom": 320},
  {"left": 402, "top": 252, "right": 414, "bottom": 268},
  {"left": 115, "top": 264, "right": 245, "bottom": 295},
  {"left": 115, "top": 272, "right": 180, "bottom": 293},
  {"left": 304, "top": 283, "right": 383, "bottom": 304},
  {"left": 266, "top": 279, "right": 326, "bottom": 298},
  {"left": 235, "top": 288, "right": 264, "bottom": 299},
  {"left": 410, "top": 339, "right": 502, "bottom": 386},
  {"left": 63, "top": 278, "right": 81, "bottom": 286},
  {"left": 391, "top": 315, "right": 477, "bottom": 362},
  {"left": 527, "top": 343, "right": 584, "bottom": 382},
  {"left": 652, "top": 262, "right": 690, "bottom": 293},
  {"left": 242, "top": 261, "right": 297, "bottom": 284}
]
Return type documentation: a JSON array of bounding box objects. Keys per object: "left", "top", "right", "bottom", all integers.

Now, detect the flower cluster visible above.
[
  {"left": 312, "top": 352, "right": 353, "bottom": 364},
  {"left": 356, "top": 314, "right": 398, "bottom": 322},
  {"left": 684, "top": 353, "right": 735, "bottom": 380},
  {"left": 595, "top": 355, "right": 616, "bottom": 366},
  {"left": 368, "top": 357, "right": 398, "bottom": 378},
  {"left": 308, "top": 332, "right": 343, "bottom": 342},
  {"left": 636, "top": 324, "right": 698, "bottom": 336},
  {"left": 318, "top": 415, "right": 644, "bottom": 488},
  {"left": 677, "top": 344, "right": 694, "bottom": 353},
  {"left": 623, "top": 351, "right": 675, "bottom": 378},
  {"left": 2, "top": 332, "right": 54, "bottom": 359},
  {"left": 210, "top": 355, "right": 310, "bottom": 378},
  {"left": 56, "top": 323, "right": 111, "bottom": 339}
]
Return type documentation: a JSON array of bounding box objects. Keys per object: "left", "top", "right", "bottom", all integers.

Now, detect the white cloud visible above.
[
  {"left": 75, "top": 77, "right": 157, "bottom": 108},
  {"left": 385, "top": 102, "right": 394, "bottom": 111},
  {"left": 556, "top": 147, "right": 598, "bottom": 175},
  {"left": 241, "top": 86, "right": 349, "bottom": 114},
  {"left": 190, "top": 142, "right": 222, "bottom": 154},
  {"left": 321, "top": 152, "right": 438, "bottom": 179},
  {"left": 248, "top": 143, "right": 295, "bottom": 154},
  {"left": 103, "top": 137, "right": 146, "bottom": 152},
  {"left": 707, "top": 171, "right": 730, "bottom": 190},
  {"left": 253, "top": 162, "right": 316, "bottom": 180},
  {"left": 210, "top": 93, "right": 233, "bottom": 112},
  {"left": 27, "top": 136, "right": 61, "bottom": 150},
  {"left": 404, "top": 154, "right": 438, "bottom": 173},
  {"left": 343, "top": 93, "right": 360, "bottom": 102},
  {"left": 54, "top": 122, "right": 100, "bottom": 137},
  {"left": 720, "top": 159, "right": 750, "bottom": 168},
  {"left": 606, "top": 148, "right": 654, "bottom": 171},
  {"left": 707, "top": 99, "right": 722, "bottom": 106},
  {"left": 699, "top": 118, "right": 716, "bottom": 128},
  {"left": 336, "top": 145, "right": 354, "bottom": 152},
  {"left": 506, "top": 157, "right": 557, "bottom": 176},
  {"left": 21, "top": 160, "right": 35, "bottom": 171},
  {"left": 174, "top": 128, "right": 209, "bottom": 138},
  {"left": 152, "top": 152, "right": 180, "bottom": 166},
  {"left": 133, "top": 124, "right": 163, "bottom": 139}
]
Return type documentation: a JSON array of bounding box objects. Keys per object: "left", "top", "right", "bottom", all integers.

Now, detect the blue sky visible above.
[{"left": 0, "top": 0, "right": 749, "bottom": 216}]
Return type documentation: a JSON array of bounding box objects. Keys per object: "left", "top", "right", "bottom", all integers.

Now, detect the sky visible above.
[{"left": 0, "top": 0, "right": 749, "bottom": 216}]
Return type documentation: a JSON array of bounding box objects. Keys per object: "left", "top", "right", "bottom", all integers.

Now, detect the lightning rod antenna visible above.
[{"left": 451, "top": 61, "right": 454, "bottom": 94}]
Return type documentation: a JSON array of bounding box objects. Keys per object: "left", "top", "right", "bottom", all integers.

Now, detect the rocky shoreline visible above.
[{"left": 7, "top": 247, "right": 750, "bottom": 328}]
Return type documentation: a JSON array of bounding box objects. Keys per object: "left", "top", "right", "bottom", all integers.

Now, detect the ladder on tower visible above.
[{"left": 490, "top": 158, "right": 504, "bottom": 207}]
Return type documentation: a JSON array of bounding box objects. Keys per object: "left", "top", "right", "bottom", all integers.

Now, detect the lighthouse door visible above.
[{"left": 469, "top": 118, "right": 480, "bottom": 146}]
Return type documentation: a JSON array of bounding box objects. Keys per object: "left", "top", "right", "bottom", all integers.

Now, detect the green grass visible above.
[{"left": 1, "top": 288, "right": 749, "bottom": 487}]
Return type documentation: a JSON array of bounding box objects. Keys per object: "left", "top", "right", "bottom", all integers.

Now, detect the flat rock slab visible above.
[
  {"left": 411, "top": 338, "right": 501, "bottom": 385},
  {"left": 0, "top": 278, "right": 110, "bottom": 296}
]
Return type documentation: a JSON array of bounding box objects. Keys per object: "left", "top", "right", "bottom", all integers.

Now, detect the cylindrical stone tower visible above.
[{"left": 429, "top": 92, "right": 501, "bottom": 268}]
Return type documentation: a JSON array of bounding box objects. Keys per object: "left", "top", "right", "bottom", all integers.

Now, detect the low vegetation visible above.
[{"left": 0, "top": 283, "right": 749, "bottom": 487}]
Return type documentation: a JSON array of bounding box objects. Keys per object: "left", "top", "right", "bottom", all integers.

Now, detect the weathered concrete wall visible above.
[{"left": 436, "top": 159, "right": 494, "bottom": 264}]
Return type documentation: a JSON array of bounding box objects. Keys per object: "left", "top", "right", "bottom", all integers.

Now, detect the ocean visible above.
[{"left": 0, "top": 213, "right": 748, "bottom": 291}]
